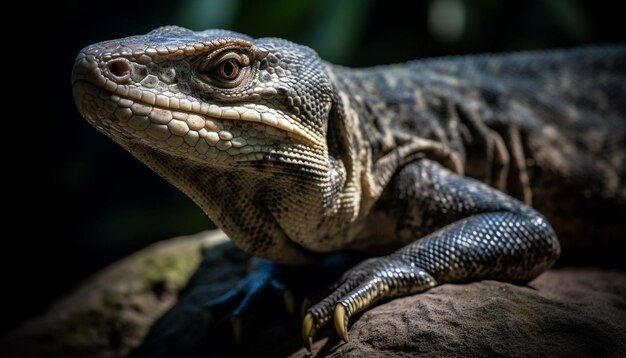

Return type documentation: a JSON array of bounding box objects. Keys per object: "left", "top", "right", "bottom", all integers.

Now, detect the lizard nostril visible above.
[{"left": 108, "top": 59, "right": 130, "bottom": 79}]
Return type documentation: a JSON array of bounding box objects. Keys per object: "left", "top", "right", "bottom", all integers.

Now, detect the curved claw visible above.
[
  {"left": 300, "top": 278, "right": 358, "bottom": 349},
  {"left": 302, "top": 276, "right": 385, "bottom": 346},
  {"left": 333, "top": 304, "right": 349, "bottom": 342},
  {"left": 302, "top": 313, "right": 314, "bottom": 351},
  {"left": 301, "top": 257, "right": 438, "bottom": 349}
]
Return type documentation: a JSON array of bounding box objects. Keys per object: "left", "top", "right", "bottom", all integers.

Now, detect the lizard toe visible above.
[{"left": 302, "top": 256, "right": 438, "bottom": 348}]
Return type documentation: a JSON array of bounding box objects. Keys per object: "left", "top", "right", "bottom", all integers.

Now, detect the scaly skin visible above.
[{"left": 71, "top": 26, "right": 625, "bottom": 349}]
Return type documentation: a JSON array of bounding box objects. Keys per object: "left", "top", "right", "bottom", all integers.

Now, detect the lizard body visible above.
[
  {"left": 333, "top": 50, "right": 626, "bottom": 257},
  {"left": 71, "top": 26, "right": 625, "bottom": 348}
]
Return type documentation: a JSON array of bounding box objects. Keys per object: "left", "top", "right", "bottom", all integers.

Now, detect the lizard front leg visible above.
[{"left": 302, "top": 159, "right": 560, "bottom": 349}]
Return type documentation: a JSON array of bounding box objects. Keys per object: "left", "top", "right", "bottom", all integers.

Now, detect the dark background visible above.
[{"left": 6, "top": 0, "right": 623, "bottom": 336}]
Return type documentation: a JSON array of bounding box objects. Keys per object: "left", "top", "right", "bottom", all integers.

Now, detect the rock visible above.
[
  {"left": 0, "top": 231, "right": 226, "bottom": 358},
  {"left": 319, "top": 270, "right": 626, "bottom": 357},
  {"left": 3, "top": 230, "right": 625, "bottom": 357}
]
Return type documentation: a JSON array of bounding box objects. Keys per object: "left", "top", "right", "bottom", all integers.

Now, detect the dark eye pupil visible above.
[
  {"left": 223, "top": 61, "right": 234, "bottom": 76},
  {"left": 218, "top": 60, "right": 240, "bottom": 80},
  {"left": 207, "top": 58, "right": 242, "bottom": 85}
]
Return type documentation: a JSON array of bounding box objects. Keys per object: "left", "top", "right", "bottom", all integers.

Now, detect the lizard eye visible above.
[
  {"left": 215, "top": 59, "right": 240, "bottom": 81},
  {"left": 197, "top": 50, "right": 252, "bottom": 89}
]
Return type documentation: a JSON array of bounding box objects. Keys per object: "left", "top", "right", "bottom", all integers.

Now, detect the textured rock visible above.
[
  {"left": 2, "top": 230, "right": 625, "bottom": 357},
  {"left": 317, "top": 271, "right": 626, "bottom": 357}
]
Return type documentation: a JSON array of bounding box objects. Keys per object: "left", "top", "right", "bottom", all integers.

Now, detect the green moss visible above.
[
  {"left": 52, "top": 238, "right": 202, "bottom": 355},
  {"left": 45, "top": 293, "right": 142, "bottom": 357},
  {"left": 134, "top": 238, "right": 202, "bottom": 294}
]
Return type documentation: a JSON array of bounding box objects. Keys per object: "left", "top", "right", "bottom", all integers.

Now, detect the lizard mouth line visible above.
[{"left": 74, "top": 80, "right": 322, "bottom": 146}]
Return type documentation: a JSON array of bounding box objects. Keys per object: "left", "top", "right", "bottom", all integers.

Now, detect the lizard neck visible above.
[
  {"left": 118, "top": 141, "right": 343, "bottom": 264},
  {"left": 271, "top": 63, "right": 467, "bottom": 254},
  {"left": 327, "top": 63, "right": 467, "bottom": 203}
]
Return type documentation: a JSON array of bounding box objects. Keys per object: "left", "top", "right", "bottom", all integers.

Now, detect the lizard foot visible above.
[
  {"left": 203, "top": 254, "right": 366, "bottom": 347},
  {"left": 203, "top": 259, "right": 293, "bottom": 344},
  {"left": 301, "top": 255, "right": 437, "bottom": 350}
]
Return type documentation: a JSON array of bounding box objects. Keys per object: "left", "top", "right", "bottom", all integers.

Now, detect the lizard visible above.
[{"left": 71, "top": 26, "right": 626, "bottom": 350}]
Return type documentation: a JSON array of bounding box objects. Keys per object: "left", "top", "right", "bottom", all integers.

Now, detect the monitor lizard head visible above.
[{"left": 72, "top": 26, "right": 362, "bottom": 264}]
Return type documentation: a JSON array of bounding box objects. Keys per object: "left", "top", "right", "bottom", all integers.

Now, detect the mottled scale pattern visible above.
[{"left": 71, "top": 26, "right": 625, "bottom": 349}]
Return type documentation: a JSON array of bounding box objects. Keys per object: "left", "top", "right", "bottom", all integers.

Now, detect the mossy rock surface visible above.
[{"left": 1, "top": 231, "right": 228, "bottom": 358}]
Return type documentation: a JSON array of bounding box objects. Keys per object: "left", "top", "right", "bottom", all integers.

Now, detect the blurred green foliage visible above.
[
  {"left": 8, "top": 0, "right": 622, "bottom": 336},
  {"left": 177, "top": 0, "right": 375, "bottom": 64}
]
